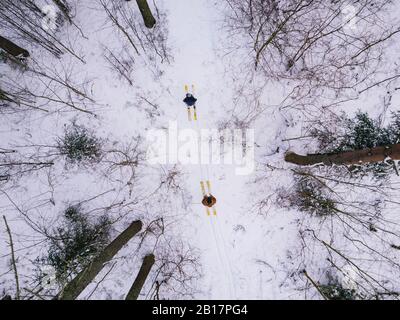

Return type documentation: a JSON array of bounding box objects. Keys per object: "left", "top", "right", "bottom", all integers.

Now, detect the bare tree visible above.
[
  {"left": 268, "top": 162, "right": 400, "bottom": 299},
  {"left": 298, "top": 228, "right": 400, "bottom": 299},
  {"left": 223, "top": 0, "right": 400, "bottom": 117},
  {"left": 0, "top": 35, "right": 29, "bottom": 58},
  {"left": 1, "top": 58, "right": 96, "bottom": 115},
  {"left": 2, "top": 216, "right": 20, "bottom": 300},
  {"left": 134, "top": 0, "right": 156, "bottom": 29},
  {"left": 285, "top": 143, "right": 400, "bottom": 166},
  {"left": 51, "top": 0, "right": 72, "bottom": 23},
  {"left": 58, "top": 220, "right": 143, "bottom": 300},
  {"left": 0, "top": 0, "right": 84, "bottom": 61},
  {"left": 125, "top": 253, "right": 155, "bottom": 300},
  {"left": 100, "top": 0, "right": 171, "bottom": 77}
]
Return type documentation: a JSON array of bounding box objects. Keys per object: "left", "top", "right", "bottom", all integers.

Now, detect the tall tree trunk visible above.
[
  {"left": 135, "top": 0, "right": 156, "bottom": 28},
  {"left": 285, "top": 143, "right": 400, "bottom": 166},
  {"left": 51, "top": 0, "right": 72, "bottom": 23},
  {"left": 0, "top": 35, "right": 29, "bottom": 58},
  {"left": 0, "top": 89, "right": 15, "bottom": 103},
  {"left": 125, "top": 253, "right": 155, "bottom": 300},
  {"left": 58, "top": 220, "right": 143, "bottom": 300}
]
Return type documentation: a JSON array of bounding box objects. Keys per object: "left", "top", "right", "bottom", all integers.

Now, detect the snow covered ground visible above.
[{"left": 2, "top": 0, "right": 400, "bottom": 300}]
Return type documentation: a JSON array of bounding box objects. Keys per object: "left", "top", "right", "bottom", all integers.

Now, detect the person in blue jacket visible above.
[{"left": 183, "top": 93, "right": 197, "bottom": 109}]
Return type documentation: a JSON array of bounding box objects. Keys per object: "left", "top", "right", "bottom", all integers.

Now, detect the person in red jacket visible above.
[{"left": 202, "top": 194, "right": 217, "bottom": 208}]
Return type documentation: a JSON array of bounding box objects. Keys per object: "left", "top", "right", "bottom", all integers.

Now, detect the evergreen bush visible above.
[
  {"left": 38, "top": 205, "right": 111, "bottom": 285},
  {"left": 57, "top": 124, "right": 102, "bottom": 164}
]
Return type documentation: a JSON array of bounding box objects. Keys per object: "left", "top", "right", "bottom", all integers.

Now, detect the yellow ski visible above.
[
  {"left": 200, "top": 181, "right": 206, "bottom": 195},
  {"left": 206, "top": 180, "right": 211, "bottom": 192},
  {"left": 201, "top": 180, "right": 217, "bottom": 216},
  {"left": 185, "top": 84, "right": 194, "bottom": 121}
]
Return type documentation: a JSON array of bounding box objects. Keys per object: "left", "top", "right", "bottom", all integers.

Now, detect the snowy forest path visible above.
[
  {"left": 161, "top": 0, "right": 239, "bottom": 299},
  {"left": 160, "top": 0, "right": 293, "bottom": 299}
]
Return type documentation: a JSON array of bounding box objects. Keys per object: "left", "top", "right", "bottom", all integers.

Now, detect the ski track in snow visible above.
[
  {"left": 161, "top": 0, "right": 299, "bottom": 299},
  {"left": 163, "top": 0, "right": 236, "bottom": 299}
]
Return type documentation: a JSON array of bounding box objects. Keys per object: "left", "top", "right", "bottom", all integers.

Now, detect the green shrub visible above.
[
  {"left": 287, "top": 174, "right": 337, "bottom": 217},
  {"left": 0, "top": 50, "right": 6, "bottom": 63},
  {"left": 319, "top": 283, "right": 359, "bottom": 300},
  {"left": 57, "top": 124, "right": 102, "bottom": 164},
  {"left": 40, "top": 205, "right": 111, "bottom": 285},
  {"left": 331, "top": 112, "right": 395, "bottom": 152},
  {"left": 312, "top": 111, "right": 400, "bottom": 177}
]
